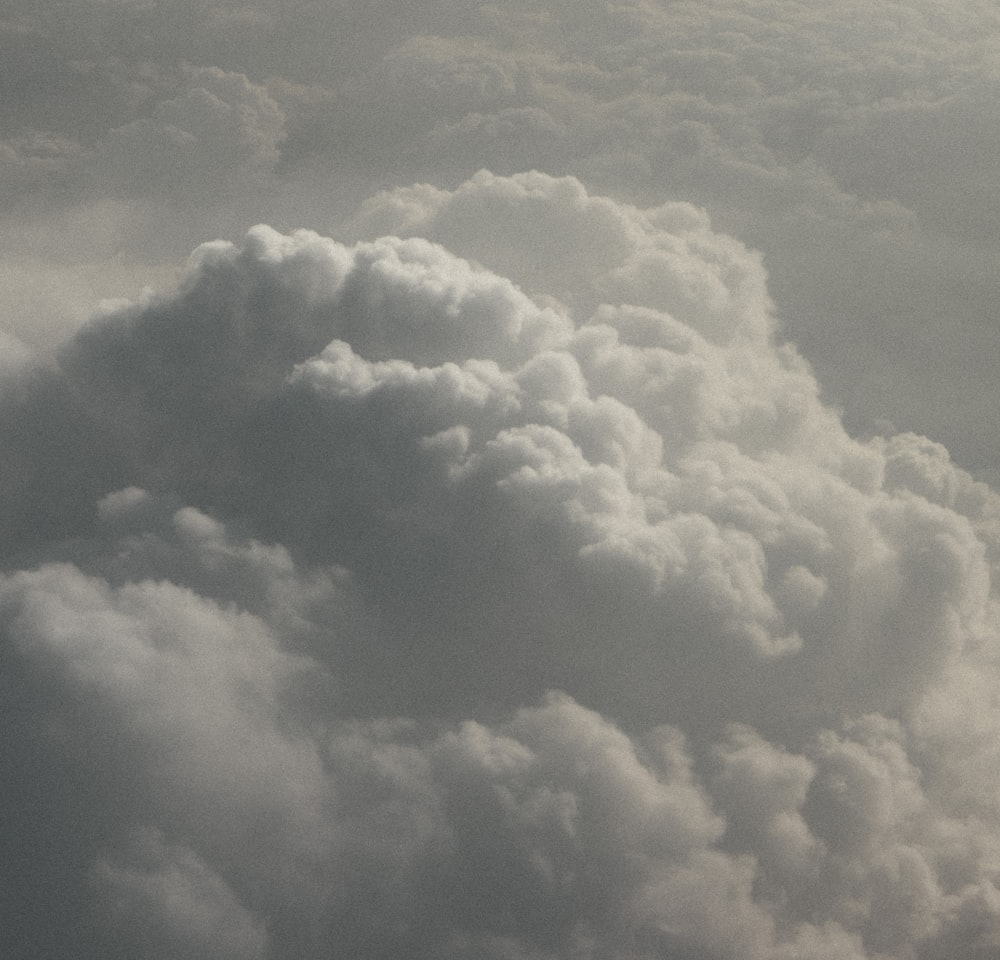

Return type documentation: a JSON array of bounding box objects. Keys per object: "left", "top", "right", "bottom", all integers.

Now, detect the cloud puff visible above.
[
  {"left": 344, "top": 169, "right": 776, "bottom": 342},
  {"left": 3, "top": 172, "right": 1000, "bottom": 959}
]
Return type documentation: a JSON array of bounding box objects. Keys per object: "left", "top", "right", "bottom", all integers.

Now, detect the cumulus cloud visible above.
[
  {"left": 3, "top": 172, "right": 1000, "bottom": 960},
  {"left": 6, "top": 0, "right": 1000, "bottom": 475}
]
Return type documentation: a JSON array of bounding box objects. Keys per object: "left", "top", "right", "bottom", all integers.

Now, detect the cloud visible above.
[
  {"left": 96, "top": 66, "right": 286, "bottom": 198},
  {"left": 2, "top": 172, "right": 1000, "bottom": 959},
  {"left": 91, "top": 830, "right": 268, "bottom": 960},
  {"left": 7, "top": 2, "right": 1000, "bottom": 955},
  {"left": 343, "top": 169, "right": 776, "bottom": 341},
  {"left": 5, "top": 0, "right": 1000, "bottom": 476},
  {"left": 0, "top": 62, "right": 284, "bottom": 207}
]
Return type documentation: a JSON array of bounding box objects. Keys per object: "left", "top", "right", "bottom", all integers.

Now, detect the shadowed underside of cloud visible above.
[{"left": 2, "top": 172, "right": 1000, "bottom": 960}]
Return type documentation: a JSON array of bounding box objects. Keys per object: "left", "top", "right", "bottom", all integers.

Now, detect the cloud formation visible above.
[
  {"left": 3, "top": 173, "right": 1000, "bottom": 960},
  {"left": 346, "top": 1, "right": 1000, "bottom": 474},
  {"left": 4, "top": 0, "right": 1000, "bottom": 472}
]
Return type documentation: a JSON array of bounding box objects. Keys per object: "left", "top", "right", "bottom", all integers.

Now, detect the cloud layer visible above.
[
  {"left": 3, "top": 173, "right": 1000, "bottom": 960},
  {"left": 3, "top": 0, "right": 1000, "bottom": 473}
]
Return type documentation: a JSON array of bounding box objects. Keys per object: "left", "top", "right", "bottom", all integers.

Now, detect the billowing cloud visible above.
[
  {"left": 2, "top": 173, "right": 1000, "bottom": 959},
  {"left": 6, "top": 0, "right": 1000, "bottom": 474}
]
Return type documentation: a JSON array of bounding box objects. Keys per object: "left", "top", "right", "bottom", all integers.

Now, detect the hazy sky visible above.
[{"left": 3, "top": 3, "right": 1000, "bottom": 959}]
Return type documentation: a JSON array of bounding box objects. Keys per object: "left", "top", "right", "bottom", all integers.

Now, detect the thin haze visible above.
[{"left": 1, "top": 3, "right": 1000, "bottom": 960}]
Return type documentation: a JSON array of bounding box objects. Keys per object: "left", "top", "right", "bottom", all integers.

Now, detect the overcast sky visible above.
[{"left": 3, "top": 3, "right": 1000, "bottom": 959}]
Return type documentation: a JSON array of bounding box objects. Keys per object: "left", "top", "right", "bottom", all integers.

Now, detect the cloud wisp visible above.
[{"left": 2, "top": 173, "right": 1000, "bottom": 960}]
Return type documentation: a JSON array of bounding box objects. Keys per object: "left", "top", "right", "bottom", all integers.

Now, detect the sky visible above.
[{"left": 2, "top": 2, "right": 1000, "bottom": 959}]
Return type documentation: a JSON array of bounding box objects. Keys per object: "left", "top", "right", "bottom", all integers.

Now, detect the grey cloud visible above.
[
  {"left": 91, "top": 830, "right": 268, "bottom": 960},
  {"left": 7, "top": 4, "right": 1000, "bottom": 956},
  {"left": 0, "top": 63, "right": 285, "bottom": 208},
  {"left": 96, "top": 66, "right": 285, "bottom": 198},
  {"left": 3, "top": 174, "right": 1000, "bottom": 958},
  {"left": 5, "top": 1, "right": 1000, "bottom": 476}
]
